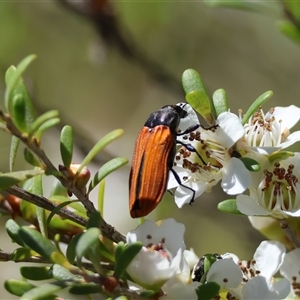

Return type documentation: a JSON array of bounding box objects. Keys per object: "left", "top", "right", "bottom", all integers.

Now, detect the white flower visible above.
[
  {"left": 230, "top": 241, "right": 290, "bottom": 299},
  {"left": 243, "top": 105, "right": 300, "bottom": 154},
  {"left": 168, "top": 105, "right": 251, "bottom": 208},
  {"left": 126, "top": 218, "right": 186, "bottom": 290},
  {"left": 280, "top": 248, "right": 300, "bottom": 298},
  {"left": 237, "top": 153, "right": 300, "bottom": 218}
]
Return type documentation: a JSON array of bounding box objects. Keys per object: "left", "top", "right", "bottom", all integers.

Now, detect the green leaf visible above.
[
  {"left": 47, "top": 199, "right": 76, "bottom": 225},
  {"left": 29, "top": 110, "right": 59, "bottom": 137},
  {"left": 66, "top": 233, "right": 83, "bottom": 264},
  {"left": 203, "top": 0, "right": 265, "bottom": 12},
  {"left": 35, "top": 118, "right": 60, "bottom": 141},
  {"left": 140, "top": 290, "right": 157, "bottom": 298},
  {"left": 33, "top": 173, "right": 48, "bottom": 238},
  {"left": 60, "top": 125, "right": 73, "bottom": 168},
  {"left": 5, "top": 219, "right": 26, "bottom": 247},
  {"left": 212, "top": 89, "right": 228, "bottom": 116},
  {"left": 18, "top": 226, "right": 57, "bottom": 259},
  {"left": 0, "top": 169, "right": 44, "bottom": 191},
  {"left": 24, "top": 148, "right": 41, "bottom": 167},
  {"left": 268, "top": 151, "right": 295, "bottom": 163},
  {"left": 182, "top": 69, "right": 213, "bottom": 124},
  {"left": 88, "top": 157, "right": 128, "bottom": 193},
  {"left": 20, "top": 266, "right": 52, "bottom": 280},
  {"left": 51, "top": 264, "right": 81, "bottom": 281},
  {"left": 12, "top": 94, "right": 27, "bottom": 132},
  {"left": 76, "top": 227, "right": 101, "bottom": 268},
  {"left": 241, "top": 91, "right": 273, "bottom": 125},
  {"left": 76, "top": 129, "right": 124, "bottom": 176},
  {"left": 98, "top": 179, "right": 105, "bottom": 216},
  {"left": 114, "top": 242, "right": 143, "bottom": 279},
  {"left": 49, "top": 181, "right": 68, "bottom": 197},
  {"left": 9, "top": 136, "right": 20, "bottom": 172},
  {"left": 4, "top": 279, "right": 35, "bottom": 297},
  {"left": 239, "top": 157, "right": 260, "bottom": 172},
  {"left": 20, "top": 281, "right": 68, "bottom": 300},
  {"left": 50, "top": 195, "right": 85, "bottom": 214},
  {"left": 195, "top": 282, "right": 220, "bottom": 300},
  {"left": 87, "top": 210, "right": 102, "bottom": 228},
  {"left": 217, "top": 199, "right": 244, "bottom": 215},
  {"left": 69, "top": 283, "right": 102, "bottom": 295},
  {"left": 5, "top": 55, "right": 37, "bottom": 119},
  {"left": 277, "top": 20, "right": 300, "bottom": 44},
  {"left": 114, "top": 241, "right": 125, "bottom": 263},
  {"left": 11, "top": 248, "right": 33, "bottom": 261}
]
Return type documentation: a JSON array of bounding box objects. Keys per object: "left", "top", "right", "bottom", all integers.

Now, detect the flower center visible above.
[
  {"left": 238, "top": 259, "right": 261, "bottom": 282},
  {"left": 258, "top": 162, "right": 300, "bottom": 214},
  {"left": 145, "top": 236, "right": 172, "bottom": 260},
  {"left": 244, "top": 108, "right": 284, "bottom": 147},
  {"left": 291, "top": 275, "right": 300, "bottom": 297}
]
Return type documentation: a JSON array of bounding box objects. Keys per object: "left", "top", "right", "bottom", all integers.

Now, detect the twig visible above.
[
  {"left": 7, "top": 185, "right": 125, "bottom": 243},
  {"left": 279, "top": 218, "right": 300, "bottom": 249}
]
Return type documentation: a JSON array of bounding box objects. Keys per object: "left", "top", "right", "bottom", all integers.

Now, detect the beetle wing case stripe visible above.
[{"left": 129, "top": 125, "right": 174, "bottom": 218}]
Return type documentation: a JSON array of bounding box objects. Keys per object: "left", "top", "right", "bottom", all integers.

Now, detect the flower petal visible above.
[
  {"left": 216, "top": 112, "right": 245, "bottom": 148},
  {"left": 221, "top": 158, "right": 251, "bottom": 195},
  {"left": 236, "top": 194, "right": 270, "bottom": 216},
  {"left": 206, "top": 258, "right": 243, "bottom": 289},
  {"left": 253, "top": 241, "right": 285, "bottom": 279},
  {"left": 271, "top": 105, "right": 300, "bottom": 130}
]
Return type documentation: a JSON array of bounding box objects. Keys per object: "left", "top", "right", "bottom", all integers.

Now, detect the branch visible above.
[
  {"left": 7, "top": 185, "right": 125, "bottom": 243},
  {"left": 279, "top": 218, "right": 300, "bottom": 249}
]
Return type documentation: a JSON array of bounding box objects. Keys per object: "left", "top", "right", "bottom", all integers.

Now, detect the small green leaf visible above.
[
  {"left": 4, "top": 279, "right": 35, "bottom": 297},
  {"left": 20, "top": 266, "right": 52, "bottom": 281},
  {"left": 51, "top": 264, "right": 81, "bottom": 281},
  {"left": 5, "top": 55, "right": 37, "bottom": 118},
  {"left": 33, "top": 173, "right": 48, "bottom": 238},
  {"left": 66, "top": 233, "right": 83, "bottom": 264},
  {"left": 12, "top": 248, "right": 33, "bottom": 261},
  {"left": 35, "top": 118, "right": 60, "bottom": 141},
  {"left": 212, "top": 89, "right": 228, "bottom": 116},
  {"left": 47, "top": 199, "right": 76, "bottom": 225},
  {"left": 241, "top": 91, "right": 273, "bottom": 125},
  {"left": 268, "top": 151, "right": 295, "bottom": 163},
  {"left": 49, "top": 180, "right": 68, "bottom": 197},
  {"left": 60, "top": 125, "right": 73, "bottom": 168},
  {"left": 12, "top": 94, "right": 27, "bottom": 132},
  {"left": 277, "top": 20, "right": 300, "bottom": 44},
  {"left": 239, "top": 157, "right": 260, "bottom": 172},
  {"left": 140, "top": 290, "right": 157, "bottom": 298},
  {"left": 88, "top": 157, "right": 128, "bottom": 193},
  {"left": 9, "top": 136, "right": 20, "bottom": 172},
  {"left": 195, "top": 282, "right": 220, "bottom": 300},
  {"left": 0, "top": 169, "right": 44, "bottom": 191},
  {"left": 50, "top": 250, "right": 73, "bottom": 269},
  {"left": 114, "top": 242, "right": 143, "bottom": 279},
  {"left": 98, "top": 179, "right": 105, "bottom": 217},
  {"left": 87, "top": 210, "right": 102, "bottom": 229},
  {"left": 29, "top": 110, "right": 59, "bottom": 137},
  {"left": 115, "top": 241, "right": 125, "bottom": 263},
  {"left": 76, "top": 227, "right": 101, "bottom": 268},
  {"left": 5, "top": 219, "right": 26, "bottom": 247},
  {"left": 18, "top": 226, "right": 57, "bottom": 259},
  {"left": 76, "top": 129, "right": 124, "bottom": 176},
  {"left": 69, "top": 283, "right": 102, "bottom": 295},
  {"left": 24, "top": 148, "right": 41, "bottom": 167},
  {"left": 182, "top": 69, "right": 213, "bottom": 124},
  {"left": 217, "top": 199, "right": 244, "bottom": 215},
  {"left": 20, "top": 281, "right": 68, "bottom": 300}
]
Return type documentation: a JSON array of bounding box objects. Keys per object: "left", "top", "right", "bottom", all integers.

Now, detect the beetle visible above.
[{"left": 129, "top": 104, "right": 199, "bottom": 218}]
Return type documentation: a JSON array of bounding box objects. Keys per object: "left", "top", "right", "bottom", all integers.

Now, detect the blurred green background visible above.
[{"left": 1, "top": 1, "right": 300, "bottom": 298}]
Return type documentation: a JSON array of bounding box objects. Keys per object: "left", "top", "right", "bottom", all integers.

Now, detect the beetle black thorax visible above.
[{"left": 144, "top": 105, "right": 187, "bottom": 134}]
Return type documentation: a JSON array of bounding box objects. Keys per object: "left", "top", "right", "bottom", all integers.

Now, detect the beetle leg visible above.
[
  {"left": 170, "top": 168, "right": 195, "bottom": 205},
  {"left": 176, "top": 140, "right": 207, "bottom": 165}
]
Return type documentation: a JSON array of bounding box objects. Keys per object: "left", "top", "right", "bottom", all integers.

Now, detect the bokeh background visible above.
[{"left": 1, "top": 1, "right": 300, "bottom": 298}]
